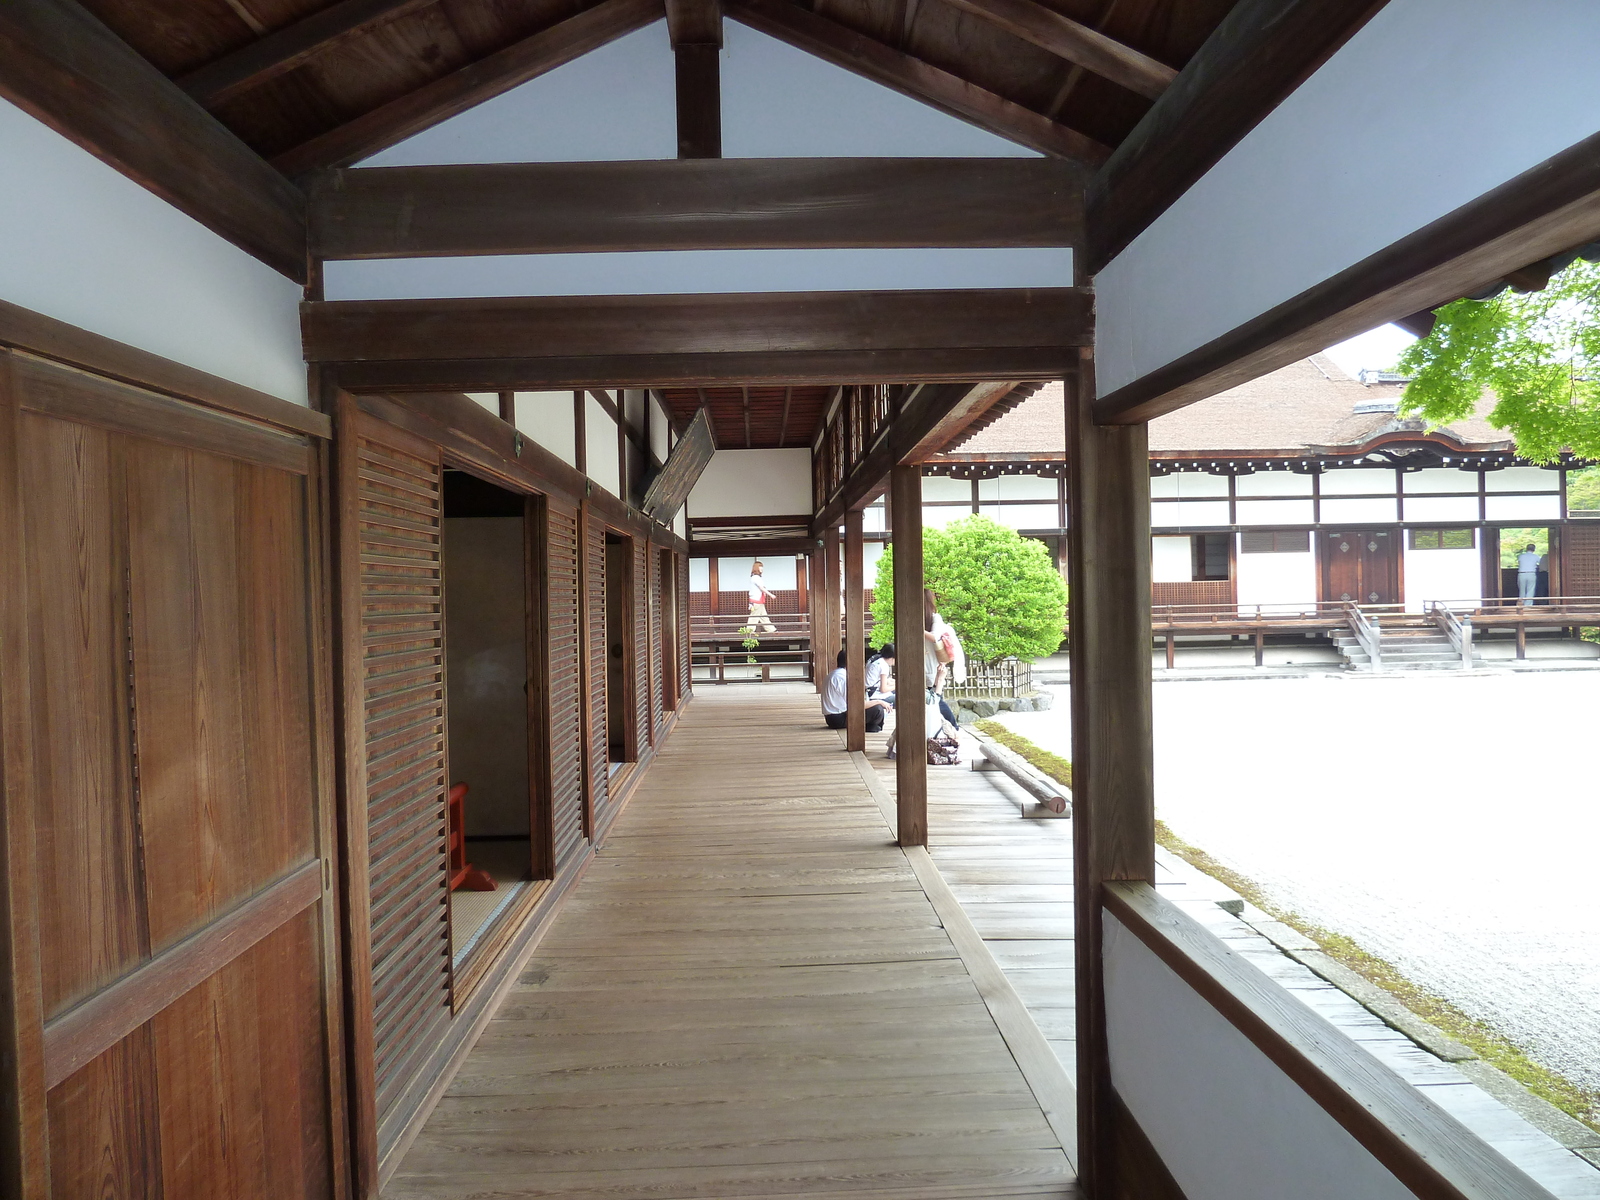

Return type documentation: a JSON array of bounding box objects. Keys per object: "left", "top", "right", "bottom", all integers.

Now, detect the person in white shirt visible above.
[
  {"left": 821, "top": 649, "right": 890, "bottom": 731},
  {"left": 1517, "top": 543, "right": 1543, "bottom": 602},
  {"left": 747, "top": 560, "right": 777, "bottom": 634}
]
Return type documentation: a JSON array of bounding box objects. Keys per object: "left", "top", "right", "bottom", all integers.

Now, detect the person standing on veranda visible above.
[
  {"left": 1517, "top": 542, "right": 1543, "bottom": 604},
  {"left": 747, "top": 560, "right": 778, "bottom": 634}
]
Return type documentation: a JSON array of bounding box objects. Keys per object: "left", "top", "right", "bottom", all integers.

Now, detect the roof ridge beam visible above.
[
  {"left": 725, "top": 0, "right": 1110, "bottom": 163},
  {"left": 938, "top": 0, "right": 1174, "bottom": 100}
]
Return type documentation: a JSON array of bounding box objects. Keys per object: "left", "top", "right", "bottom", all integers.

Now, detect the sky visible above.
[{"left": 1321, "top": 322, "right": 1418, "bottom": 378}]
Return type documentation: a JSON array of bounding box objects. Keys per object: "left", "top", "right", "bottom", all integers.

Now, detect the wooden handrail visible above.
[
  {"left": 1345, "top": 602, "right": 1381, "bottom": 671},
  {"left": 1103, "top": 882, "right": 1560, "bottom": 1200},
  {"left": 1427, "top": 602, "right": 1474, "bottom": 669}
]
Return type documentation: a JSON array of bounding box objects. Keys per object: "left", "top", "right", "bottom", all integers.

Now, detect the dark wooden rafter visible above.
[
  {"left": 937, "top": 0, "right": 1175, "bottom": 100},
  {"left": 1086, "top": 0, "right": 1391, "bottom": 273},
  {"left": 309, "top": 158, "right": 1083, "bottom": 258},
  {"left": 726, "top": 0, "right": 1111, "bottom": 163},
  {"left": 668, "top": 0, "right": 722, "bottom": 158},
  {"left": 1094, "top": 127, "right": 1600, "bottom": 425},
  {"left": 271, "top": 0, "right": 661, "bottom": 176},
  {"left": 176, "top": 0, "right": 437, "bottom": 108},
  {"left": 0, "top": 0, "right": 307, "bottom": 281},
  {"left": 778, "top": 386, "right": 793, "bottom": 447},
  {"left": 303, "top": 287, "right": 1093, "bottom": 391},
  {"left": 741, "top": 384, "right": 752, "bottom": 448}
]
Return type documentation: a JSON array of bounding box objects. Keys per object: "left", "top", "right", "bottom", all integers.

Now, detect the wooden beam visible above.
[
  {"left": 675, "top": 44, "right": 722, "bottom": 158},
  {"left": 304, "top": 289, "right": 1091, "bottom": 386},
  {"left": 310, "top": 158, "right": 1083, "bottom": 258},
  {"left": 1065, "top": 351, "right": 1154, "bottom": 1196},
  {"left": 897, "top": 380, "right": 1021, "bottom": 463},
  {"left": 271, "top": 0, "right": 660, "bottom": 176},
  {"left": 890, "top": 464, "right": 927, "bottom": 846},
  {"left": 1093, "top": 127, "right": 1600, "bottom": 425},
  {"left": 726, "top": 0, "right": 1110, "bottom": 163},
  {"left": 820, "top": 525, "right": 842, "bottom": 694},
  {"left": 938, "top": 0, "right": 1174, "bottom": 100},
  {"left": 0, "top": 0, "right": 307, "bottom": 280},
  {"left": 844, "top": 510, "right": 866, "bottom": 753},
  {"left": 666, "top": 0, "right": 723, "bottom": 47},
  {"left": 176, "top": 0, "right": 436, "bottom": 108},
  {"left": 1085, "top": 0, "right": 1390, "bottom": 273}
]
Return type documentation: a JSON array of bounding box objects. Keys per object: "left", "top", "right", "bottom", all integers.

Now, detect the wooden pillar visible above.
[
  {"left": 891, "top": 464, "right": 927, "bottom": 847},
  {"left": 821, "top": 526, "right": 841, "bottom": 691},
  {"left": 1066, "top": 351, "right": 1155, "bottom": 1197},
  {"left": 844, "top": 509, "right": 866, "bottom": 752}
]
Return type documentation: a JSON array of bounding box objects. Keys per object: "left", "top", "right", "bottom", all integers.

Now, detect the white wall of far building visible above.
[
  {"left": 1094, "top": 0, "right": 1600, "bottom": 398},
  {"left": 1403, "top": 541, "right": 1482, "bottom": 611},
  {"left": 1236, "top": 548, "right": 1318, "bottom": 613},
  {"left": 688, "top": 449, "right": 812, "bottom": 518},
  {"left": 0, "top": 98, "right": 308, "bottom": 405},
  {"left": 1105, "top": 912, "right": 1418, "bottom": 1200},
  {"left": 1151, "top": 537, "right": 1193, "bottom": 584}
]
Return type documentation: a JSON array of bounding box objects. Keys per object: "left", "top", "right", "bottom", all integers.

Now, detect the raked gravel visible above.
[{"left": 997, "top": 670, "right": 1600, "bottom": 1094}]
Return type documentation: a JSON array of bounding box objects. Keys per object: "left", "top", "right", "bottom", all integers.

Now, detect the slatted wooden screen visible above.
[
  {"left": 583, "top": 511, "right": 609, "bottom": 834},
  {"left": 678, "top": 551, "right": 692, "bottom": 700},
  {"left": 546, "top": 497, "right": 587, "bottom": 869},
  {"left": 1565, "top": 523, "right": 1600, "bottom": 596},
  {"left": 649, "top": 545, "right": 665, "bottom": 736},
  {"left": 352, "top": 418, "right": 452, "bottom": 1131},
  {"left": 633, "top": 539, "right": 652, "bottom": 749}
]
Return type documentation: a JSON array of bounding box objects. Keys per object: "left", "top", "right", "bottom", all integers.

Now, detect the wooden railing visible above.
[
  {"left": 1427, "top": 602, "right": 1474, "bottom": 669},
  {"left": 1103, "top": 882, "right": 1560, "bottom": 1200},
  {"left": 1345, "top": 602, "right": 1382, "bottom": 671}
]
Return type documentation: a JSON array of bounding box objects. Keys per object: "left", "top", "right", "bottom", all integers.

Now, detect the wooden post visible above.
[
  {"left": 844, "top": 509, "right": 867, "bottom": 752},
  {"left": 1065, "top": 351, "right": 1154, "bottom": 1197},
  {"left": 821, "top": 526, "right": 842, "bottom": 691},
  {"left": 891, "top": 464, "right": 927, "bottom": 847}
]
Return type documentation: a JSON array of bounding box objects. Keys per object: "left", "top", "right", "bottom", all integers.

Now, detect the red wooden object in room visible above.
[{"left": 447, "top": 783, "right": 497, "bottom": 892}]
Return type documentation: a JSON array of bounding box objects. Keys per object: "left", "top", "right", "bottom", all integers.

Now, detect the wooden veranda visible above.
[{"left": 388, "top": 686, "right": 1079, "bottom": 1199}]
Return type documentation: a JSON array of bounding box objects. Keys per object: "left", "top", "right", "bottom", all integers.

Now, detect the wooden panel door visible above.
[
  {"left": 1321, "top": 529, "right": 1399, "bottom": 604},
  {"left": 581, "top": 510, "right": 609, "bottom": 836},
  {"left": 545, "top": 498, "right": 587, "bottom": 870},
  {"left": 344, "top": 415, "right": 451, "bottom": 1150},
  {"left": 0, "top": 353, "right": 340, "bottom": 1200}
]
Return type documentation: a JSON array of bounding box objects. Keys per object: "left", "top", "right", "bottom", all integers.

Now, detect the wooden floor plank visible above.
[{"left": 390, "top": 689, "right": 1080, "bottom": 1199}]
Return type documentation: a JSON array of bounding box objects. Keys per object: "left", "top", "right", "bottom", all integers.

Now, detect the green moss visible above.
[
  {"left": 984, "top": 723, "right": 1600, "bottom": 1130},
  {"left": 973, "top": 720, "right": 1071, "bottom": 788}
]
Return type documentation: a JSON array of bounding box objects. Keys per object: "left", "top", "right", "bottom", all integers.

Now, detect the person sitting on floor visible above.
[{"left": 821, "top": 649, "right": 892, "bottom": 731}]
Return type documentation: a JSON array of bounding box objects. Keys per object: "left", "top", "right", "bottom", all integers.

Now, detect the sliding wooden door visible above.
[
  {"left": 0, "top": 352, "right": 342, "bottom": 1200},
  {"left": 545, "top": 497, "right": 587, "bottom": 872},
  {"left": 581, "top": 510, "right": 609, "bottom": 835}
]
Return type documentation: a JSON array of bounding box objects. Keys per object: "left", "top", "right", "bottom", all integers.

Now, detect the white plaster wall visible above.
[
  {"left": 864, "top": 541, "right": 885, "bottom": 589},
  {"left": 1321, "top": 468, "right": 1397, "bottom": 495},
  {"left": 1152, "top": 536, "right": 1192, "bottom": 584},
  {"left": 465, "top": 392, "right": 499, "bottom": 413},
  {"left": 1403, "top": 544, "right": 1481, "bottom": 611},
  {"left": 650, "top": 393, "right": 671, "bottom": 464},
  {"left": 688, "top": 449, "right": 811, "bottom": 518},
  {"left": 322, "top": 246, "right": 1073, "bottom": 299},
  {"left": 1103, "top": 912, "right": 1418, "bottom": 1200},
  {"left": 1485, "top": 495, "right": 1560, "bottom": 522},
  {"left": 722, "top": 22, "right": 1039, "bottom": 159},
  {"left": 978, "top": 502, "right": 1057, "bottom": 529},
  {"left": 1237, "top": 471, "right": 1312, "bottom": 497},
  {"left": 1404, "top": 468, "right": 1480, "bottom": 494},
  {"left": 720, "top": 555, "right": 796, "bottom": 590},
  {"left": 1321, "top": 497, "right": 1398, "bottom": 525},
  {"left": 513, "top": 390, "right": 577, "bottom": 467},
  {"left": 1154, "top": 500, "right": 1229, "bottom": 528},
  {"left": 1402, "top": 496, "right": 1478, "bottom": 523},
  {"left": 1235, "top": 499, "right": 1314, "bottom": 525},
  {"left": 1485, "top": 467, "right": 1559, "bottom": 493},
  {"left": 586, "top": 394, "right": 620, "bottom": 497},
  {"left": 0, "top": 99, "right": 308, "bottom": 404},
  {"left": 1237, "top": 549, "right": 1318, "bottom": 613},
  {"left": 1095, "top": 0, "right": 1600, "bottom": 396},
  {"left": 689, "top": 558, "right": 710, "bottom": 591}
]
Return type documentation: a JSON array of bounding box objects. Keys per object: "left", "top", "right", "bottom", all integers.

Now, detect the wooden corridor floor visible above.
[{"left": 388, "top": 687, "right": 1080, "bottom": 1200}]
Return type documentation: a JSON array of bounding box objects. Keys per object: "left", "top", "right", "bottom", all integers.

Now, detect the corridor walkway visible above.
[{"left": 387, "top": 686, "right": 1079, "bottom": 1200}]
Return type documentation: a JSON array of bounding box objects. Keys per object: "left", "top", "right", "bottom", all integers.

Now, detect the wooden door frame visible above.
[{"left": 660, "top": 546, "right": 679, "bottom": 711}]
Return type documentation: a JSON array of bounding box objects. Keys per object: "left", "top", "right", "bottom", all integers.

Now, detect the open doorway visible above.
[
  {"left": 604, "top": 531, "right": 635, "bottom": 767},
  {"left": 1494, "top": 526, "right": 1555, "bottom": 602},
  {"left": 442, "top": 470, "right": 542, "bottom": 975}
]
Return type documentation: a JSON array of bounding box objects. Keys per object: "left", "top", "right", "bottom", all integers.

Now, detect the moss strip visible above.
[{"left": 983, "top": 722, "right": 1600, "bottom": 1129}]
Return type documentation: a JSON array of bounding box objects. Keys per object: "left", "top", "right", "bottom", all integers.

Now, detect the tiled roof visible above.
[{"left": 946, "top": 356, "right": 1513, "bottom": 457}]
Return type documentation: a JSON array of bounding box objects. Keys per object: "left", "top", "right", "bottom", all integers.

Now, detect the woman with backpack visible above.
[{"left": 885, "top": 589, "right": 963, "bottom": 760}]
